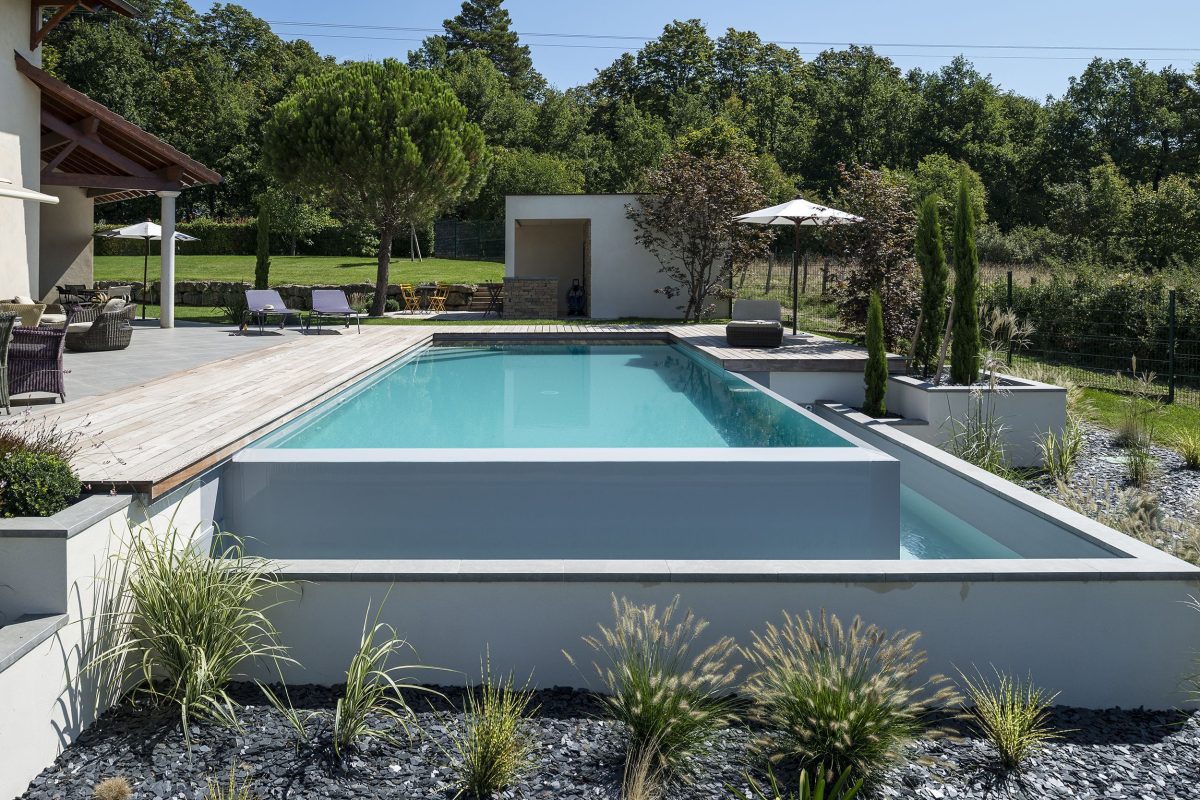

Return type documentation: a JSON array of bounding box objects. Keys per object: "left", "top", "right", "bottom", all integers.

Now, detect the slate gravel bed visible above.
[
  {"left": 1021, "top": 423, "right": 1200, "bottom": 526},
  {"left": 19, "top": 684, "right": 1200, "bottom": 799}
]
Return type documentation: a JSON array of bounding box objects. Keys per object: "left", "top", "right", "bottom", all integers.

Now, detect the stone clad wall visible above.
[
  {"left": 96, "top": 280, "right": 476, "bottom": 311},
  {"left": 502, "top": 277, "right": 558, "bottom": 319}
]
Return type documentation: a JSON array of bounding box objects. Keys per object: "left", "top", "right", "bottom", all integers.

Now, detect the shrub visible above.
[
  {"left": 0, "top": 450, "right": 81, "bottom": 517},
  {"left": 92, "top": 777, "right": 132, "bottom": 800},
  {"left": 385, "top": 298, "right": 401, "bottom": 312},
  {"left": 1175, "top": 430, "right": 1200, "bottom": 469},
  {"left": 736, "top": 767, "right": 862, "bottom": 800},
  {"left": 742, "top": 611, "right": 958, "bottom": 785},
  {"left": 88, "top": 525, "right": 294, "bottom": 746},
  {"left": 862, "top": 291, "right": 887, "bottom": 418},
  {"left": 958, "top": 668, "right": 1061, "bottom": 770},
  {"left": 950, "top": 166, "right": 981, "bottom": 386},
  {"left": 0, "top": 415, "right": 83, "bottom": 462},
  {"left": 447, "top": 657, "right": 538, "bottom": 799},
  {"left": 565, "top": 595, "right": 740, "bottom": 778}
]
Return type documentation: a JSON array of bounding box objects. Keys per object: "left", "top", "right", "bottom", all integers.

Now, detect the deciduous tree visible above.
[{"left": 629, "top": 152, "right": 772, "bottom": 322}]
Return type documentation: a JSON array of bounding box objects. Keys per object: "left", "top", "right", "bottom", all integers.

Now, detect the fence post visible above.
[
  {"left": 1007, "top": 270, "right": 1014, "bottom": 367},
  {"left": 1167, "top": 289, "right": 1177, "bottom": 404}
]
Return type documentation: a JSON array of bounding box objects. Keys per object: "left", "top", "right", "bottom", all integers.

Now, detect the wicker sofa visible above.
[{"left": 65, "top": 302, "right": 135, "bottom": 352}]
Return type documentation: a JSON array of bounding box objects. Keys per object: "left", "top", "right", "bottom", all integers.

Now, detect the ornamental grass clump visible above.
[
  {"left": 89, "top": 523, "right": 294, "bottom": 746},
  {"left": 565, "top": 595, "right": 740, "bottom": 778},
  {"left": 736, "top": 766, "right": 862, "bottom": 800},
  {"left": 1174, "top": 430, "right": 1200, "bottom": 470},
  {"left": 1037, "top": 415, "right": 1084, "bottom": 482},
  {"left": 447, "top": 657, "right": 538, "bottom": 799},
  {"left": 92, "top": 776, "right": 132, "bottom": 800},
  {"left": 958, "top": 668, "right": 1061, "bottom": 770},
  {"left": 204, "top": 765, "right": 259, "bottom": 800},
  {"left": 742, "top": 611, "right": 958, "bottom": 786}
]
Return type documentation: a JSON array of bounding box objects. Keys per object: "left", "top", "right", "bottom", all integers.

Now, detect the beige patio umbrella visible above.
[
  {"left": 97, "top": 221, "right": 198, "bottom": 320},
  {"left": 734, "top": 197, "right": 864, "bottom": 334}
]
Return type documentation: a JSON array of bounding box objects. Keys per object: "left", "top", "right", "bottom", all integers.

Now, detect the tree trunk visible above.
[{"left": 372, "top": 227, "right": 392, "bottom": 317}]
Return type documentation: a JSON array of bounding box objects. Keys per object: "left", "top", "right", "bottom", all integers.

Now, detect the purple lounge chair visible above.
[
  {"left": 306, "top": 289, "right": 364, "bottom": 334},
  {"left": 243, "top": 289, "right": 300, "bottom": 335}
]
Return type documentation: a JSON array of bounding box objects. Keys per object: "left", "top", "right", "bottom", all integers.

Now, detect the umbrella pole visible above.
[
  {"left": 142, "top": 237, "right": 149, "bottom": 320},
  {"left": 791, "top": 223, "right": 799, "bottom": 335}
]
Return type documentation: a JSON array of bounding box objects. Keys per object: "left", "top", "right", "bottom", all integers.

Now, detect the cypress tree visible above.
[
  {"left": 864, "top": 290, "right": 888, "bottom": 417},
  {"left": 254, "top": 197, "right": 271, "bottom": 290},
  {"left": 950, "top": 167, "right": 981, "bottom": 385},
  {"left": 914, "top": 194, "right": 948, "bottom": 377}
]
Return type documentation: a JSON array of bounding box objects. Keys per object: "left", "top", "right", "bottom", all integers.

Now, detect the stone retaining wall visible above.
[{"left": 96, "top": 280, "right": 477, "bottom": 311}]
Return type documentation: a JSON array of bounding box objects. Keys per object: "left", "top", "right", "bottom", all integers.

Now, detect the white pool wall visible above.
[{"left": 224, "top": 446, "right": 900, "bottom": 560}]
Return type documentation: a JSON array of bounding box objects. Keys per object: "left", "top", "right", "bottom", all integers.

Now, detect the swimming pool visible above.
[
  {"left": 258, "top": 343, "right": 853, "bottom": 449},
  {"left": 226, "top": 340, "right": 1110, "bottom": 561}
]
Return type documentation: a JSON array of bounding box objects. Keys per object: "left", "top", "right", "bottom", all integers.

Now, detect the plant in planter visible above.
[
  {"left": 912, "top": 195, "right": 948, "bottom": 378},
  {"left": 949, "top": 166, "right": 981, "bottom": 386},
  {"left": 863, "top": 291, "right": 888, "bottom": 417},
  {"left": 0, "top": 416, "right": 84, "bottom": 517}
]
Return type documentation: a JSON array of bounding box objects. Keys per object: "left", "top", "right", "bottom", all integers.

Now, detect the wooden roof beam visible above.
[
  {"left": 41, "top": 174, "right": 183, "bottom": 192},
  {"left": 40, "top": 108, "right": 156, "bottom": 179},
  {"left": 30, "top": 0, "right": 138, "bottom": 49}
]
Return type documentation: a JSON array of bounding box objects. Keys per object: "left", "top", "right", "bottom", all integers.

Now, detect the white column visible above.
[{"left": 157, "top": 190, "right": 180, "bottom": 329}]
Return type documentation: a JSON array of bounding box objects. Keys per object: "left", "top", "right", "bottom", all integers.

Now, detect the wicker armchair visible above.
[
  {"left": 9, "top": 322, "right": 69, "bottom": 402},
  {"left": 65, "top": 304, "right": 135, "bottom": 352},
  {"left": 0, "top": 312, "right": 17, "bottom": 413}
]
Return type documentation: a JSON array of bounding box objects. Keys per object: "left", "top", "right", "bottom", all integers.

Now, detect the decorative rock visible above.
[{"left": 16, "top": 684, "right": 1200, "bottom": 800}]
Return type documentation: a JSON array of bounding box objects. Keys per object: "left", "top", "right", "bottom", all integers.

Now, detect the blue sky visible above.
[{"left": 244, "top": 0, "right": 1200, "bottom": 99}]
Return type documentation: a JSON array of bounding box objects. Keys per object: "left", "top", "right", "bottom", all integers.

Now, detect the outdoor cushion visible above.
[
  {"left": 726, "top": 319, "right": 784, "bottom": 348},
  {"left": 732, "top": 299, "right": 782, "bottom": 322},
  {"left": 40, "top": 313, "right": 67, "bottom": 326},
  {"left": 66, "top": 321, "right": 93, "bottom": 335},
  {"left": 0, "top": 302, "right": 45, "bottom": 328},
  {"left": 102, "top": 297, "right": 126, "bottom": 313},
  {"left": 13, "top": 294, "right": 36, "bottom": 306}
]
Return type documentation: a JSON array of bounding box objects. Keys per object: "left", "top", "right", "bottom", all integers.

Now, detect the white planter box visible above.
[{"left": 885, "top": 373, "right": 1067, "bottom": 468}]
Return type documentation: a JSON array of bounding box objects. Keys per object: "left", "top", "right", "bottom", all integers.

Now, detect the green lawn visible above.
[
  {"left": 137, "top": 305, "right": 692, "bottom": 327},
  {"left": 1080, "top": 387, "right": 1200, "bottom": 448},
  {"left": 95, "top": 254, "right": 503, "bottom": 286}
]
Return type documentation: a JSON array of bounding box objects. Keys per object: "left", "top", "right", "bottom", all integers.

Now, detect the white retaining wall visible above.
[
  {"left": 885, "top": 374, "right": 1067, "bottom": 468},
  {"left": 0, "top": 480, "right": 215, "bottom": 800}
]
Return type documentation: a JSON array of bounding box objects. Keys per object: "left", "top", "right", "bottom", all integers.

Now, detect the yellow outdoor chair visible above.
[
  {"left": 399, "top": 284, "right": 421, "bottom": 314},
  {"left": 429, "top": 284, "right": 449, "bottom": 314}
]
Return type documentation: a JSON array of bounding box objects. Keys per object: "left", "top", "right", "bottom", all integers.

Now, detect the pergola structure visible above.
[
  {"left": 15, "top": 53, "right": 221, "bottom": 327},
  {"left": 28, "top": 0, "right": 139, "bottom": 50}
]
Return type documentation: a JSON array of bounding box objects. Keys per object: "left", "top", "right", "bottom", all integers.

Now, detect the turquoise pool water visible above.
[
  {"left": 900, "top": 486, "right": 1019, "bottom": 559},
  {"left": 261, "top": 343, "right": 854, "bottom": 449}
]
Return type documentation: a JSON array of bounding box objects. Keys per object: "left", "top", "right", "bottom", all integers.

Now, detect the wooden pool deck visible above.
[{"left": 31, "top": 323, "right": 902, "bottom": 497}]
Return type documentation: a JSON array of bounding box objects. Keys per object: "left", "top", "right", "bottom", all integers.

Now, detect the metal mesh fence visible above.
[
  {"left": 736, "top": 258, "right": 1199, "bottom": 407},
  {"left": 735, "top": 251, "right": 857, "bottom": 336},
  {"left": 433, "top": 219, "right": 504, "bottom": 262}
]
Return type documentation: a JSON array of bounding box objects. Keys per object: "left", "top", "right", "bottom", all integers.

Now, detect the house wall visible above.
[
  {"left": 38, "top": 186, "right": 95, "bottom": 299},
  {"left": 506, "top": 195, "right": 730, "bottom": 320},
  {"left": 0, "top": 0, "right": 43, "bottom": 297}
]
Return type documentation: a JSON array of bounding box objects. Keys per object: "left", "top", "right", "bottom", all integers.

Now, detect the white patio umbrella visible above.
[
  {"left": 97, "top": 221, "right": 198, "bottom": 320},
  {"left": 734, "top": 198, "right": 864, "bottom": 334}
]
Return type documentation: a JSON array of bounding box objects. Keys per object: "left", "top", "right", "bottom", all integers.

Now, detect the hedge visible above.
[{"left": 93, "top": 219, "right": 435, "bottom": 258}]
